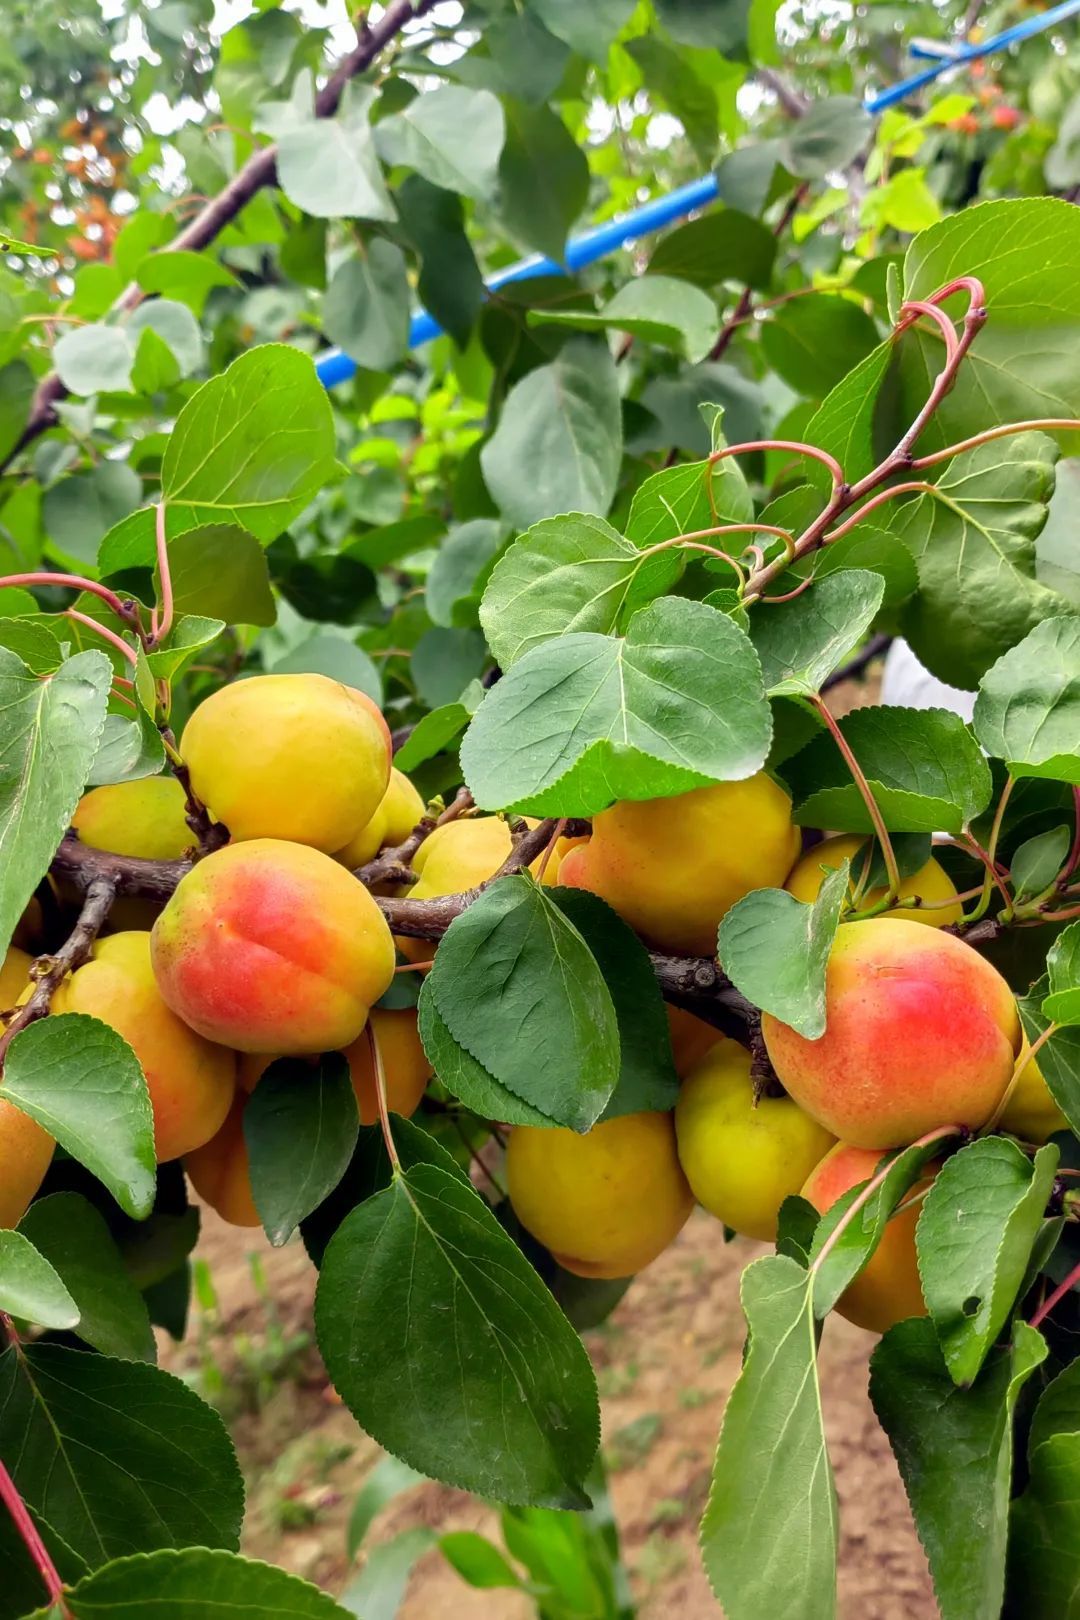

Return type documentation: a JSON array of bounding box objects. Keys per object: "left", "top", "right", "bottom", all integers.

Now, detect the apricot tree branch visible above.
[
  {"left": 355, "top": 786, "right": 474, "bottom": 887},
  {"left": 0, "top": 0, "right": 436, "bottom": 472},
  {"left": 0, "top": 876, "right": 116, "bottom": 1066}
]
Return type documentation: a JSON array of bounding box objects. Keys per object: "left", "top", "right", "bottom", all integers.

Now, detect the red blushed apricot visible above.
[
  {"left": 185, "top": 1090, "right": 260, "bottom": 1228},
  {"left": 762, "top": 919, "right": 1019, "bottom": 1149},
  {"left": 803, "top": 1144, "right": 932, "bottom": 1335},
  {"left": 151, "top": 840, "right": 396, "bottom": 1054}
]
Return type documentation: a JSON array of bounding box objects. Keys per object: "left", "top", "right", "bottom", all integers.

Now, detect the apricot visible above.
[
  {"left": 73, "top": 776, "right": 192, "bottom": 860},
  {"left": 762, "top": 919, "right": 1019, "bottom": 1149},
  {"left": 399, "top": 817, "right": 558, "bottom": 965},
  {"left": 999, "top": 1036, "right": 1067, "bottom": 1144},
  {"left": 557, "top": 775, "right": 800, "bottom": 956},
  {"left": 0, "top": 947, "right": 32, "bottom": 1011},
  {"left": 151, "top": 839, "right": 395, "bottom": 1054},
  {"left": 506, "top": 1112, "right": 693, "bottom": 1279},
  {"left": 803, "top": 1143, "right": 931, "bottom": 1334},
  {"left": 239, "top": 1006, "right": 432, "bottom": 1125},
  {"left": 0, "top": 1096, "right": 54, "bottom": 1227},
  {"left": 336, "top": 768, "right": 426, "bottom": 869},
  {"left": 675, "top": 1039, "right": 835, "bottom": 1240},
  {"left": 12, "top": 897, "right": 45, "bottom": 953},
  {"left": 785, "top": 834, "right": 962, "bottom": 928},
  {"left": 185, "top": 1090, "right": 259, "bottom": 1228},
  {"left": 52, "top": 932, "right": 234, "bottom": 1162},
  {"left": 180, "top": 673, "right": 391, "bottom": 852},
  {"left": 666, "top": 1004, "right": 722, "bottom": 1077}
]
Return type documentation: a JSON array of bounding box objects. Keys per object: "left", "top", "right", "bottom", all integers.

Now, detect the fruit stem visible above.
[
  {"left": 811, "top": 696, "right": 901, "bottom": 902},
  {"left": 966, "top": 776, "right": 1015, "bottom": 923},
  {"left": 0, "top": 1457, "right": 72, "bottom": 1615},
  {"left": 535, "top": 819, "right": 565, "bottom": 886},
  {"left": 367, "top": 1022, "right": 401, "bottom": 1174},
  {"left": 810, "top": 1125, "right": 962, "bottom": 1278},
  {"left": 1029, "top": 1253, "right": 1080, "bottom": 1330},
  {"left": 982, "top": 1022, "right": 1058, "bottom": 1136}
]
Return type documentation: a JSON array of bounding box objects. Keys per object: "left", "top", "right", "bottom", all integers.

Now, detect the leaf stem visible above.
[
  {"left": 1030, "top": 1254, "right": 1080, "bottom": 1330},
  {"left": 367, "top": 1021, "right": 401, "bottom": 1174},
  {"left": 0, "top": 1458, "right": 72, "bottom": 1615},
  {"left": 811, "top": 696, "right": 900, "bottom": 901},
  {"left": 982, "top": 1021, "right": 1058, "bottom": 1136},
  {"left": 0, "top": 571, "right": 132, "bottom": 621},
  {"left": 810, "top": 1125, "right": 961, "bottom": 1276},
  {"left": 819, "top": 482, "right": 937, "bottom": 547},
  {"left": 707, "top": 438, "right": 845, "bottom": 490},
  {"left": 65, "top": 609, "right": 138, "bottom": 668},
  {"left": 148, "top": 500, "right": 174, "bottom": 647},
  {"left": 910, "top": 417, "right": 1080, "bottom": 472}
]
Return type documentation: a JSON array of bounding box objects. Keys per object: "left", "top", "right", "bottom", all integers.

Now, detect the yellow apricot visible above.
[
  {"left": 785, "top": 834, "right": 962, "bottom": 928},
  {"left": 558, "top": 775, "right": 800, "bottom": 956},
  {"left": 180, "top": 673, "right": 391, "bottom": 852},
  {"left": 1000, "top": 1035, "right": 1067, "bottom": 1144},
  {"left": 675, "top": 1038, "right": 836, "bottom": 1241},
  {"left": 12, "top": 897, "right": 45, "bottom": 953},
  {"left": 0, "top": 1096, "right": 54, "bottom": 1227},
  {"left": 506, "top": 1112, "right": 693, "bottom": 1279},
  {"left": 399, "top": 817, "right": 559, "bottom": 964},
  {"left": 0, "top": 947, "right": 32, "bottom": 1011},
  {"left": 53, "top": 932, "right": 235, "bottom": 1162},
  {"left": 185, "top": 1090, "right": 260, "bottom": 1228},
  {"left": 336, "top": 768, "right": 426, "bottom": 869},
  {"left": 238, "top": 1007, "right": 431, "bottom": 1125},
  {"left": 72, "top": 776, "right": 192, "bottom": 860}
]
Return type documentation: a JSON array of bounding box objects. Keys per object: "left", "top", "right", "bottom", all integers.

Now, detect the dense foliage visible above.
[{"left": 6, "top": 3, "right": 1080, "bottom": 1618}]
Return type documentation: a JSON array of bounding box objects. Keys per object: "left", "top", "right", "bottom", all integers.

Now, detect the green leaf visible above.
[
  {"left": 340, "top": 1527, "right": 437, "bottom": 1619},
  {"left": 270, "top": 633, "right": 382, "bottom": 705},
  {"left": 783, "top": 96, "right": 872, "bottom": 178},
  {"left": 524, "top": 0, "right": 634, "bottom": 60},
  {"left": 244, "top": 1054, "right": 360, "bottom": 1246},
  {"left": 0, "top": 1503, "right": 87, "bottom": 1620},
  {"left": 461, "top": 596, "right": 771, "bottom": 817},
  {"left": 761, "top": 294, "right": 880, "bottom": 398},
  {"left": 427, "top": 875, "right": 619, "bottom": 1131},
  {"left": 718, "top": 863, "right": 847, "bottom": 1040},
  {"left": 480, "top": 339, "right": 622, "bottom": 530},
  {"left": 0, "top": 1230, "right": 79, "bottom": 1330},
  {"left": 750, "top": 570, "right": 886, "bottom": 697},
  {"left": 647, "top": 208, "right": 776, "bottom": 291},
  {"left": 0, "top": 1343, "right": 244, "bottom": 1565},
  {"left": 440, "top": 1530, "right": 523, "bottom": 1589},
  {"left": 455, "top": 14, "right": 569, "bottom": 103},
  {"left": 144, "top": 616, "right": 226, "bottom": 682},
  {"left": 1009, "top": 1431, "right": 1080, "bottom": 1617},
  {"left": 497, "top": 100, "right": 589, "bottom": 263},
  {"left": 427, "top": 520, "right": 504, "bottom": 629},
  {"left": 901, "top": 198, "right": 1080, "bottom": 450},
  {"left": 700, "top": 1255, "right": 837, "bottom": 1620},
  {"left": 256, "top": 78, "right": 395, "bottom": 222},
  {"left": 127, "top": 299, "right": 203, "bottom": 380},
  {"left": 869, "top": 1319, "right": 1046, "bottom": 1620},
  {"left": 53, "top": 324, "right": 134, "bottom": 394},
  {"left": 136, "top": 251, "right": 240, "bottom": 316},
  {"left": 625, "top": 451, "right": 753, "bottom": 546},
  {"left": 1012, "top": 825, "right": 1072, "bottom": 901},
  {"left": 532, "top": 275, "right": 719, "bottom": 363},
  {"left": 393, "top": 704, "right": 471, "bottom": 773},
  {"left": 21, "top": 1546, "right": 354, "bottom": 1619},
  {"left": 1018, "top": 981, "right": 1080, "bottom": 1133},
  {"left": 412, "top": 626, "right": 486, "bottom": 709},
  {"left": 19, "top": 1193, "right": 156, "bottom": 1360},
  {"left": 346, "top": 1454, "right": 425, "bottom": 1557},
  {"left": 1045, "top": 923, "right": 1080, "bottom": 1026},
  {"left": 803, "top": 341, "right": 895, "bottom": 491},
  {"left": 377, "top": 85, "right": 504, "bottom": 202},
  {"left": 166, "top": 523, "right": 276, "bottom": 626},
  {"left": 916, "top": 1138, "right": 1057, "bottom": 1387},
  {"left": 3, "top": 1015, "right": 156, "bottom": 1220},
  {"left": 894, "top": 433, "right": 1062, "bottom": 692},
  {"left": 87, "top": 694, "right": 167, "bottom": 789},
  {"left": 417, "top": 981, "right": 551, "bottom": 1126},
  {"left": 44, "top": 462, "right": 142, "bottom": 567},
  {"left": 161, "top": 345, "right": 338, "bottom": 542},
  {"left": 397, "top": 176, "right": 484, "bottom": 350},
  {"left": 623, "top": 37, "right": 721, "bottom": 167},
  {"left": 549, "top": 888, "right": 679, "bottom": 1119},
  {"left": 781, "top": 705, "right": 992, "bottom": 834},
  {"left": 789, "top": 523, "right": 918, "bottom": 611},
  {"left": 323, "top": 241, "right": 411, "bottom": 371},
  {"left": 479, "top": 513, "right": 679, "bottom": 669},
  {"left": 0, "top": 647, "right": 111, "bottom": 959},
  {"left": 314, "top": 1162, "right": 600, "bottom": 1505},
  {"left": 973, "top": 615, "right": 1080, "bottom": 783}
]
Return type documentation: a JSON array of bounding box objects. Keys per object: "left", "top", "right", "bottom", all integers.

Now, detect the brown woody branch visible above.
[
  {"left": 0, "top": 876, "right": 116, "bottom": 1065},
  {"left": 355, "top": 785, "right": 474, "bottom": 888},
  {"left": 0, "top": 0, "right": 435, "bottom": 473}
]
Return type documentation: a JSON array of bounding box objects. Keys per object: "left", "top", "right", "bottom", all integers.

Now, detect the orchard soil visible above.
[{"left": 157, "top": 675, "right": 934, "bottom": 1617}]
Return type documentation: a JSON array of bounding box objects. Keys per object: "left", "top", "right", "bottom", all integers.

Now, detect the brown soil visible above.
[{"left": 162, "top": 1198, "right": 936, "bottom": 1619}]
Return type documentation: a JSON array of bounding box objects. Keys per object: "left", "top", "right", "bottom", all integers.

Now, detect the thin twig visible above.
[
  {"left": 821, "top": 633, "right": 893, "bottom": 693},
  {"left": 0, "top": 877, "right": 116, "bottom": 1067},
  {"left": 159, "top": 728, "right": 228, "bottom": 856},
  {"left": 355, "top": 787, "right": 474, "bottom": 888},
  {"left": 1030, "top": 1255, "right": 1080, "bottom": 1330}
]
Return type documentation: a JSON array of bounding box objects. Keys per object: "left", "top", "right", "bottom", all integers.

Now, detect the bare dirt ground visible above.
[{"left": 162, "top": 1196, "right": 935, "bottom": 1619}]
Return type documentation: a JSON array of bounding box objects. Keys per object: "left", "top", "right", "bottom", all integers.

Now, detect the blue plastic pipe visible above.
[{"left": 315, "top": 0, "right": 1080, "bottom": 388}]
